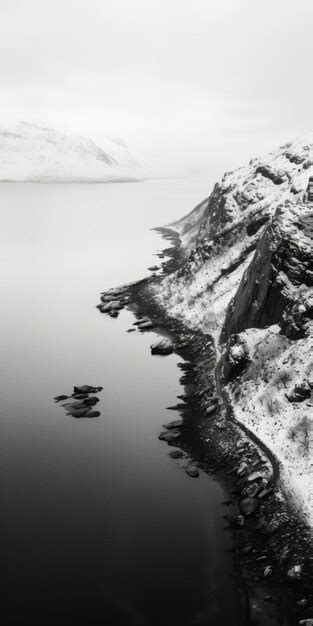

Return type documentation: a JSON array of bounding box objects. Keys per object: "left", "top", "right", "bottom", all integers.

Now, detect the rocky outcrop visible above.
[
  {"left": 222, "top": 200, "right": 313, "bottom": 339},
  {"left": 151, "top": 337, "right": 174, "bottom": 355}
]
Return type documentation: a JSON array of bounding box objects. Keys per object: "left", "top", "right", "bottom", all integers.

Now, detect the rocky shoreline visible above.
[{"left": 97, "top": 228, "right": 312, "bottom": 626}]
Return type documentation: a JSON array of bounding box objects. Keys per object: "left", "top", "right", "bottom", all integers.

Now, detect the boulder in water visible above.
[
  {"left": 151, "top": 338, "right": 174, "bottom": 355},
  {"left": 138, "top": 320, "right": 155, "bottom": 330},
  {"left": 86, "top": 410, "right": 101, "bottom": 418},
  {"left": 186, "top": 465, "right": 199, "bottom": 477},
  {"left": 70, "top": 408, "right": 89, "bottom": 418},
  {"left": 74, "top": 385, "right": 102, "bottom": 394},
  {"left": 159, "top": 430, "right": 181, "bottom": 442}
]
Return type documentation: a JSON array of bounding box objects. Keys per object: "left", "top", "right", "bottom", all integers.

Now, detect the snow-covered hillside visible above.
[
  {"left": 0, "top": 122, "right": 140, "bottom": 182},
  {"left": 151, "top": 134, "right": 313, "bottom": 525}
]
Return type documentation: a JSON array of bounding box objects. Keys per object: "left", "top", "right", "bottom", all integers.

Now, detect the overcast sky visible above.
[{"left": 1, "top": 0, "right": 312, "bottom": 178}]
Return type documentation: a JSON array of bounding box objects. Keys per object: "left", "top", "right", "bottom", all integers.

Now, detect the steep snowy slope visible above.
[
  {"left": 151, "top": 134, "right": 313, "bottom": 524},
  {"left": 0, "top": 122, "right": 140, "bottom": 182}
]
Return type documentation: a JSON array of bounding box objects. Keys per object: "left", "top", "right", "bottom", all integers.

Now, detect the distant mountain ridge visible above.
[{"left": 0, "top": 122, "right": 141, "bottom": 182}]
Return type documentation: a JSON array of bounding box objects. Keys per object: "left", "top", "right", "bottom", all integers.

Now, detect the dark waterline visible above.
[{"left": 0, "top": 181, "right": 244, "bottom": 625}]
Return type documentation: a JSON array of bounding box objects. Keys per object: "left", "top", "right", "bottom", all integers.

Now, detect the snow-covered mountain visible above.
[
  {"left": 151, "top": 134, "right": 313, "bottom": 525},
  {"left": 0, "top": 122, "right": 141, "bottom": 182}
]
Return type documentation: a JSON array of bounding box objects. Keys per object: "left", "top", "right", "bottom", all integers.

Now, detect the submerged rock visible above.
[
  {"left": 185, "top": 465, "right": 199, "bottom": 478},
  {"left": 55, "top": 385, "right": 103, "bottom": 419},
  {"left": 151, "top": 338, "right": 174, "bottom": 355},
  {"left": 263, "top": 566, "right": 273, "bottom": 578},
  {"left": 85, "top": 410, "right": 100, "bottom": 418},
  {"left": 70, "top": 408, "right": 89, "bottom": 418},
  {"left": 133, "top": 318, "right": 150, "bottom": 326},
  {"left": 54, "top": 395, "right": 68, "bottom": 402},
  {"left": 163, "top": 418, "right": 183, "bottom": 430},
  {"left": 69, "top": 400, "right": 88, "bottom": 409},
  {"left": 229, "top": 514, "right": 245, "bottom": 528},
  {"left": 109, "top": 310, "right": 119, "bottom": 318},
  {"left": 240, "top": 497, "right": 259, "bottom": 516},
  {"left": 101, "top": 294, "right": 120, "bottom": 303}
]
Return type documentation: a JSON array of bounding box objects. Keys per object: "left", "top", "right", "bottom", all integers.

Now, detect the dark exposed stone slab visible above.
[{"left": 151, "top": 338, "right": 174, "bottom": 355}]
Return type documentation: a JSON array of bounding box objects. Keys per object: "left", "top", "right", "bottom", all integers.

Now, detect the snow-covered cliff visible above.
[
  {"left": 0, "top": 122, "right": 140, "bottom": 182},
  {"left": 152, "top": 135, "right": 313, "bottom": 524}
]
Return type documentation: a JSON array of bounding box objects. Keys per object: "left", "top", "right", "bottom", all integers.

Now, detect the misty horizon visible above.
[{"left": 1, "top": 0, "right": 313, "bottom": 179}]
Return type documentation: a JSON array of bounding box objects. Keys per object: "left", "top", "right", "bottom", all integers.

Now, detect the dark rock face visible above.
[{"left": 222, "top": 202, "right": 313, "bottom": 340}]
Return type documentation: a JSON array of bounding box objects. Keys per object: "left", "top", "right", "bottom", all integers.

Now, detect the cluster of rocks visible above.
[
  {"left": 133, "top": 317, "right": 156, "bottom": 331},
  {"left": 158, "top": 413, "right": 199, "bottom": 478},
  {"left": 96, "top": 288, "right": 129, "bottom": 318},
  {"left": 54, "top": 385, "right": 103, "bottom": 418}
]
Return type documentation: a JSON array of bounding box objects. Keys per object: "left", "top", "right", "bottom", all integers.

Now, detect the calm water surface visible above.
[{"left": 0, "top": 180, "right": 244, "bottom": 625}]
